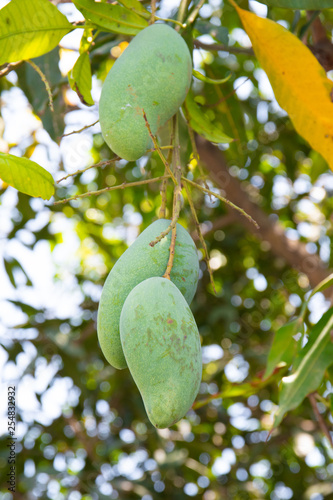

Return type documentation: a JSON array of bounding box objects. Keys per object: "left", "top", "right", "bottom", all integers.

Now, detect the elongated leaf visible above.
[
  {"left": 68, "top": 53, "right": 94, "bottom": 106},
  {"left": 195, "top": 21, "right": 229, "bottom": 45},
  {"left": 4, "top": 257, "right": 33, "bottom": 287},
  {"left": 117, "top": 0, "right": 149, "bottom": 16},
  {"left": 192, "top": 69, "right": 232, "bottom": 85},
  {"left": 260, "top": 0, "right": 333, "bottom": 8},
  {"left": 183, "top": 93, "right": 233, "bottom": 144},
  {"left": 264, "top": 318, "right": 302, "bottom": 379},
  {"left": 194, "top": 366, "right": 286, "bottom": 409},
  {"left": 16, "top": 49, "right": 66, "bottom": 141},
  {"left": 232, "top": 2, "right": 333, "bottom": 171},
  {"left": 8, "top": 300, "right": 41, "bottom": 316},
  {"left": 274, "top": 307, "right": 333, "bottom": 427},
  {"left": 309, "top": 272, "right": 333, "bottom": 299},
  {"left": 73, "top": 0, "right": 148, "bottom": 35},
  {"left": 0, "top": 152, "right": 54, "bottom": 200},
  {"left": 0, "top": 0, "right": 73, "bottom": 65},
  {"left": 3, "top": 258, "right": 16, "bottom": 288}
]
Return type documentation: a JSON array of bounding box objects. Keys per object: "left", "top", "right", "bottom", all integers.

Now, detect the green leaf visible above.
[
  {"left": 73, "top": 0, "right": 148, "bottom": 35},
  {"left": 195, "top": 21, "right": 229, "bottom": 45},
  {"left": 274, "top": 307, "right": 333, "bottom": 428},
  {"left": 193, "top": 69, "right": 232, "bottom": 85},
  {"left": 0, "top": 0, "right": 73, "bottom": 65},
  {"left": 258, "top": 0, "right": 333, "bottom": 8},
  {"left": 193, "top": 366, "right": 287, "bottom": 410},
  {"left": 264, "top": 318, "right": 302, "bottom": 379},
  {"left": 0, "top": 152, "right": 54, "bottom": 200},
  {"left": 8, "top": 300, "right": 42, "bottom": 316},
  {"left": 68, "top": 53, "right": 94, "bottom": 106},
  {"left": 308, "top": 150, "right": 329, "bottom": 182},
  {"left": 117, "top": 0, "right": 150, "bottom": 16},
  {"left": 16, "top": 49, "right": 66, "bottom": 141},
  {"left": 3, "top": 257, "right": 33, "bottom": 287},
  {"left": 183, "top": 92, "right": 233, "bottom": 144},
  {"left": 3, "top": 258, "right": 16, "bottom": 288},
  {"left": 215, "top": 26, "right": 229, "bottom": 45},
  {"left": 309, "top": 272, "right": 333, "bottom": 299}
]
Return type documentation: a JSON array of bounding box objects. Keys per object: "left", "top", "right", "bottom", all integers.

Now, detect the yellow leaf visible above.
[{"left": 231, "top": 1, "right": 333, "bottom": 171}]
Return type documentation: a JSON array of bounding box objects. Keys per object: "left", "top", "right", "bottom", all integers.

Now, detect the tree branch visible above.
[
  {"left": 0, "top": 61, "right": 23, "bottom": 79},
  {"left": 196, "top": 137, "right": 331, "bottom": 294},
  {"left": 308, "top": 392, "right": 333, "bottom": 448},
  {"left": 193, "top": 39, "right": 254, "bottom": 56},
  {"left": 308, "top": 12, "right": 333, "bottom": 71},
  {"left": 54, "top": 175, "right": 170, "bottom": 205}
]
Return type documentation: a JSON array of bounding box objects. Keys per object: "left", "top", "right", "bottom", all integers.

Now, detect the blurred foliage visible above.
[{"left": 0, "top": 1, "right": 333, "bottom": 500}]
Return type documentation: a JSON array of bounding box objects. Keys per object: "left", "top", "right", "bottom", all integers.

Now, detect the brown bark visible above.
[
  {"left": 310, "top": 40, "right": 333, "bottom": 72},
  {"left": 196, "top": 137, "right": 331, "bottom": 292},
  {"left": 307, "top": 12, "right": 333, "bottom": 71},
  {"left": 193, "top": 39, "right": 254, "bottom": 56}
]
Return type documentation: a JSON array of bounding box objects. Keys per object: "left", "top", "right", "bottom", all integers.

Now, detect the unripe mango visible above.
[
  {"left": 99, "top": 23, "right": 192, "bottom": 161},
  {"left": 97, "top": 219, "right": 199, "bottom": 370},
  {"left": 120, "top": 277, "right": 202, "bottom": 428}
]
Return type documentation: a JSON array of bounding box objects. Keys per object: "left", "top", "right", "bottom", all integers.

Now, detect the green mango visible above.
[
  {"left": 97, "top": 219, "right": 199, "bottom": 370},
  {"left": 120, "top": 277, "right": 202, "bottom": 428},
  {"left": 99, "top": 23, "right": 192, "bottom": 161}
]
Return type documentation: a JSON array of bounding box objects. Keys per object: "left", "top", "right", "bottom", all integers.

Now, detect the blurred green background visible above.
[{"left": 0, "top": 0, "right": 333, "bottom": 499}]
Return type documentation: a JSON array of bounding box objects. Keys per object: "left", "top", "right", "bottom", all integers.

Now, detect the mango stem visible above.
[
  {"left": 159, "top": 123, "right": 175, "bottom": 218},
  {"left": 142, "top": 110, "right": 177, "bottom": 184},
  {"left": 149, "top": 218, "right": 177, "bottom": 247},
  {"left": 163, "top": 114, "right": 182, "bottom": 279}
]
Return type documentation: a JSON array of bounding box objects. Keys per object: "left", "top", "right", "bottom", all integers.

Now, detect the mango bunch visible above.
[{"left": 97, "top": 220, "right": 202, "bottom": 428}]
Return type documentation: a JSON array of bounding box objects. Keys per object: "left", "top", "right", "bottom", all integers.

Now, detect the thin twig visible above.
[
  {"left": 185, "top": 182, "right": 216, "bottom": 293},
  {"left": 61, "top": 119, "right": 99, "bottom": 138},
  {"left": 163, "top": 115, "right": 182, "bottom": 279},
  {"left": 57, "top": 147, "right": 173, "bottom": 185},
  {"left": 193, "top": 39, "right": 254, "bottom": 56},
  {"left": 149, "top": 218, "right": 178, "bottom": 247},
  {"left": 149, "top": 0, "right": 157, "bottom": 24},
  {"left": 142, "top": 110, "right": 177, "bottom": 184},
  {"left": 176, "top": 0, "right": 190, "bottom": 31},
  {"left": 185, "top": 0, "right": 206, "bottom": 26},
  {"left": 164, "top": 225, "right": 177, "bottom": 279},
  {"left": 159, "top": 177, "right": 168, "bottom": 218},
  {"left": 159, "top": 124, "right": 175, "bottom": 218},
  {"left": 27, "top": 59, "right": 54, "bottom": 111},
  {"left": 148, "top": 145, "right": 174, "bottom": 152},
  {"left": 56, "top": 157, "right": 120, "bottom": 183},
  {"left": 182, "top": 176, "right": 259, "bottom": 229},
  {"left": 54, "top": 175, "right": 170, "bottom": 205},
  {"left": 308, "top": 392, "right": 333, "bottom": 448},
  {"left": 314, "top": 392, "right": 331, "bottom": 410},
  {"left": 155, "top": 16, "right": 186, "bottom": 28},
  {"left": 0, "top": 61, "right": 24, "bottom": 79}
]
